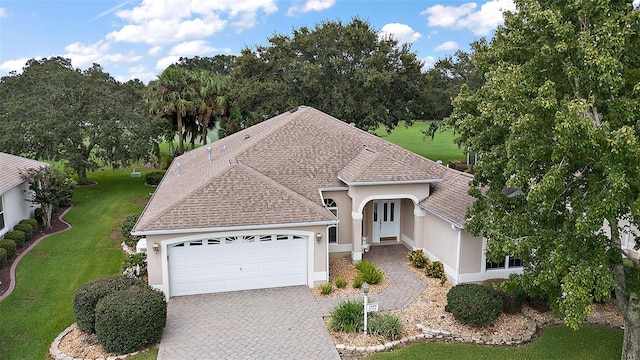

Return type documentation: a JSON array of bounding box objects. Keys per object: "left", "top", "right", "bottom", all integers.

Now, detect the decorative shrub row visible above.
[
  {"left": 73, "top": 276, "right": 150, "bottom": 333},
  {"left": 354, "top": 261, "right": 384, "bottom": 284},
  {"left": 425, "top": 260, "right": 447, "bottom": 285},
  {"left": 95, "top": 286, "right": 167, "bottom": 354},
  {"left": 321, "top": 283, "right": 333, "bottom": 294},
  {"left": 407, "top": 249, "right": 429, "bottom": 268},
  {"left": 120, "top": 213, "right": 141, "bottom": 248},
  {"left": 329, "top": 300, "right": 402, "bottom": 339},
  {"left": 0, "top": 240, "right": 17, "bottom": 259},
  {"left": 13, "top": 223, "right": 33, "bottom": 239},
  {"left": 367, "top": 313, "right": 403, "bottom": 340},
  {"left": 19, "top": 218, "right": 39, "bottom": 234},
  {"left": 3, "top": 230, "right": 25, "bottom": 248},
  {"left": 145, "top": 171, "right": 166, "bottom": 186},
  {"left": 0, "top": 248, "right": 6, "bottom": 268},
  {"left": 445, "top": 283, "right": 503, "bottom": 327},
  {"left": 335, "top": 278, "right": 347, "bottom": 288}
]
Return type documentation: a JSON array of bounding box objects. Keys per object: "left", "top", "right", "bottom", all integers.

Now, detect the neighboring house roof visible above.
[
  {"left": 0, "top": 152, "right": 49, "bottom": 195},
  {"left": 420, "top": 167, "right": 475, "bottom": 227},
  {"left": 134, "top": 106, "right": 467, "bottom": 234}
]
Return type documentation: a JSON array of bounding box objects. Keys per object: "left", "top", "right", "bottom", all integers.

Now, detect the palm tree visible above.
[
  {"left": 153, "top": 67, "right": 195, "bottom": 154},
  {"left": 195, "top": 70, "right": 230, "bottom": 144}
]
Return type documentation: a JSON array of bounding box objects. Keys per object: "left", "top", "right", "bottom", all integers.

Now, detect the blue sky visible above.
[{"left": 0, "top": 0, "right": 517, "bottom": 83}]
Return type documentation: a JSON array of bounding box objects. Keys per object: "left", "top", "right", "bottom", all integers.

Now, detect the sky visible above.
[{"left": 0, "top": 0, "right": 519, "bottom": 83}]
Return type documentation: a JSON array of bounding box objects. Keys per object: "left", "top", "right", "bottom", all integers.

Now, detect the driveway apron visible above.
[{"left": 158, "top": 286, "right": 341, "bottom": 360}]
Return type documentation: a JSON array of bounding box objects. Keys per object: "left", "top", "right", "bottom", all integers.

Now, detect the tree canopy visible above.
[
  {"left": 447, "top": 1, "right": 640, "bottom": 358},
  {"left": 225, "top": 18, "right": 425, "bottom": 135},
  {"left": 0, "top": 57, "right": 162, "bottom": 184}
]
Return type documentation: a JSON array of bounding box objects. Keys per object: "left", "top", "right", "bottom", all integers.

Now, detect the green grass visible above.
[
  {"left": 366, "top": 325, "right": 623, "bottom": 360},
  {"left": 0, "top": 169, "right": 153, "bottom": 360},
  {"left": 374, "top": 121, "right": 466, "bottom": 162}
]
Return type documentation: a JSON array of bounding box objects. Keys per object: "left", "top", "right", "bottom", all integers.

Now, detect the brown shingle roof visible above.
[
  {"left": 0, "top": 152, "right": 49, "bottom": 194},
  {"left": 134, "top": 106, "right": 460, "bottom": 233},
  {"left": 420, "top": 167, "right": 475, "bottom": 226}
]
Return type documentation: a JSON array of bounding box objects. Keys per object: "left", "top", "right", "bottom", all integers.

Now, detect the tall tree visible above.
[
  {"left": 0, "top": 58, "right": 161, "bottom": 184},
  {"left": 447, "top": 1, "right": 640, "bottom": 358},
  {"left": 20, "top": 166, "right": 75, "bottom": 228},
  {"left": 227, "top": 18, "right": 425, "bottom": 135}
]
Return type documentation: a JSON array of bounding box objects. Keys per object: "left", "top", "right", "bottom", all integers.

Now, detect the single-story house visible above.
[
  {"left": 0, "top": 152, "right": 49, "bottom": 238},
  {"left": 133, "top": 106, "right": 523, "bottom": 298}
]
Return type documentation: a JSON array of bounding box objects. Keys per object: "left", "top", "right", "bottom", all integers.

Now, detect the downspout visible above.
[{"left": 452, "top": 224, "right": 462, "bottom": 285}]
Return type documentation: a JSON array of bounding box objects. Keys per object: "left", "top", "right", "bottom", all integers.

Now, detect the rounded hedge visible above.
[
  {"left": 13, "top": 223, "right": 33, "bottom": 239},
  {"left": 95, "top": 287, "right": 167, "bottom": 354},
  {"left": 3, "top": 230, "right": 26, "bottom": 248},
  {"left": 446, "top": 283, "right": 503, "bottom": 327},
  {"left": 73, "top": 276, "right": 150, "bottom": 334},
  {"left": 19, "top": 218, "right": 39, "bottom": 234},
  {"left": 145, "top": 171, "right": 166, "bottom": 186},
  {"left": 0, "top": 248, "right": 7, "bottom": 268},
  {"left": 0, "top": 240, "right": 17, "bottom": 259}
]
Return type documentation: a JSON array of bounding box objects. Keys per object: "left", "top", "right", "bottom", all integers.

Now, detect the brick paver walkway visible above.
[{"left": 158, "top": 286, "right": 340, "bottom": 360}]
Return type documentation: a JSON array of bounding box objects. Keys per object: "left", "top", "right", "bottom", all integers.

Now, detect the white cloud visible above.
[
  {"left": 0, "top": 7, "right": 7, "bottom": 18},
  {"left": 379, "top": 23, "right": 422, "bottom": 44},
  {"left": 434, "top": 41, "right": 459, "bottom": 52},
  {"left": 156, "top": 56, "right": 181, "bottom": 71},
  {"left": 422, "top": 56, "right": 436, "bottom": 69},
  {"left": 116, "top": 64, "right": 156, "bottom": 83},
  {"left": 422, "top": 0, "right": 515, "bottom": 35},
  {"left": 287, "top": 0, "right": 335, "bottom": 16},
  {"left": 634, "top": 0, "right": 640, "bottom": 7},
  {"left": 108, "top": 0, "right": 277, "bottom": 44},
  {"left": 148, "top": 46, "right": 163, "bottom": 56},
  {"left": 63, "top": 40, "right": 142, "bottom": 69},
  {"left": 169, "top": 40, "right": 216, "bottom": 56},
  {"left": 0, "top": 57, "right": 35, "bottom": 74}
]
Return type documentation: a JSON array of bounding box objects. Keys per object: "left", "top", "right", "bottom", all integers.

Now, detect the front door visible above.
[{"left": 372, "top": 200, "right": 400, "bottom": 243}]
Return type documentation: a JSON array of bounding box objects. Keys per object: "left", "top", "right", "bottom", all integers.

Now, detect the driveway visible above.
[{"left": 158, "top": 286, "right": 341, "bottom": 360}]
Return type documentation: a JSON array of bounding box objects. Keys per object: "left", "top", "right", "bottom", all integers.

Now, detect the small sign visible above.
[{"left": 366, "top": 303, "right": 379, "bottom": 313}]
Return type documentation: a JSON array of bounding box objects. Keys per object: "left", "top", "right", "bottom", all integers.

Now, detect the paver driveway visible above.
[{"left": 157, "top": 286, "right": 341, "bottom": 360}]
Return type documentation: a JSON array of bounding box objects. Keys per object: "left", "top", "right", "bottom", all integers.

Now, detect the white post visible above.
[{"left": 363, "top": 282, "right": 370, "bottom": 336}]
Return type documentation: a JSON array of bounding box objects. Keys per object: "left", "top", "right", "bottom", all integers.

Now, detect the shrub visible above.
[
  {"left": 353, "top": 276, "right": 364, "bottom": 288},
  {"left": 73, "top": 276, "right": 150, "bottom": 334},
  {"left": 120, "top": 214, "right": 141, "bottom": 248},
  {"left": 321, "top": 283, "right": 333, "bottom": 294},
  {"left": 3, "top": 230, "right": 26, "bottom": 248},
  {"left": 145, "top": 171, "right": 166, "bottom": 186},
  {"left": 495, "top": 288, "right": 526, "bottom": 314},
  {"left": 95, "top": 287, "right": 167, "bottom": 354},
  {"left": 368, "top": 313, "right": 403, "bottom": 340},
  {"left": 0, "top": 248, "right": 7, "bottom": 268},
  {"left": 425, "top": 260, "right": 447, "bottom": 285},
  {"left": 446, "top": 283, "right": 503, "bottom": 327},
  {"left": 354, "top": 261, "right": 384, "bottom": 284},
  {"left": 19, "top": 218, "right": 39, "bottom": 234},
  {"left": 34, "top": 208, "right": 44, "bottom": 224},
  {"left": 0, "top": 240, "right": 17, "bottom": 259},
  {"left": 329, "top": 300, "right": 364, "bottom": 332},
  {"left": 335, "top": 278, "right": 347, "bottom": 288},
  {"left": 122, "top": 253, "right": 147, "bottom": 278},
  {"left": 407, "top": 249, "right": 429, "bottom": 268},
  {"left": 13, "top": 223, "right": 33, "bottom": 240}
]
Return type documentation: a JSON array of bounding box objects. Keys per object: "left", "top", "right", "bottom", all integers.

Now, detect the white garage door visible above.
[{"left": 168, "top": 234, "right": 308, "bottom": 296}]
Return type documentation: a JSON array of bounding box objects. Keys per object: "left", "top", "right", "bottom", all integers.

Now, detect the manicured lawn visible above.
[
  {"left": 366, "top": 325, "right": 623, "bottom": 360},
  {"left": 0, "top": 169, "right": 153, "bottom": 359},
  {"left": 373, "top": 121, "right": 466, "bottom": 162}
]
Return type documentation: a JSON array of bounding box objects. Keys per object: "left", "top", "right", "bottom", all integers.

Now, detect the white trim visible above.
[
  {"left": 401, "top": 234, "right": 415, "bottom": 249},
  {"left": 454, "top": 226, "right": 462, "bottom": 285},
  {"left": 419, "top": 204, "right": 463, "bottom": 229},
  {"left": 352, "top": 212, "right": 363, "bottom": 220},
  {"left": 312, "top": 271, "right": 328, "bottom": 282},
  {"left": 357, "top": 194, "right": 420, "bottom": 214},
  {"left": 329, "top": 243, "right": 353, "bottom": 253},
  {"left": 319, "top": 187, "right": 349, "bottom": 191},
  {"left": 351, "top": 251, "right": 362, "bottom": 262},
  {"left": 160, "top": 229, "right": 315, "bottom": 297},
  {"left": 133, "top": 220, "right": 336, "bottom": 236},
  {"left": 151, "top": 284, "right": 169, "bottom": 300},
  {"left": 458, "top": 268, "right": 524, "bottom": 283},
  {"left": 338, "top": 174, "right": 441, "bottom": 186}
]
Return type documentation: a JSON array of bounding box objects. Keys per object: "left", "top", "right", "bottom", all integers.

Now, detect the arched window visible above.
[{"left": 324, "top": 198, "right": 338, "bottom": 243}]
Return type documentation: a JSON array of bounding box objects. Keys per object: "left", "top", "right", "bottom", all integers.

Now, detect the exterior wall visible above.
[
  {"left": 0, "top": 183, "right": 36, "bottom": 238},
  {"left": 322, "top": 190, "right": 353, "bottom": 255},
  {"left": 348, "top": 183, "right": 429, "bottom": 214},
  {"left": 145, "top": 224, "right": 328, "bottom": 296},
  {"left": 422, "top": 211, "right": 458, "bottom": 277},
  {"left": 459, "top": 231, "right": 483, "bottom": 274},
  {"left": 400, "top": 198, "right": 415, "bottom": 242}
]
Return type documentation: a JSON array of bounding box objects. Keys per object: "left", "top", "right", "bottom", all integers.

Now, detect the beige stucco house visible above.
[
  {"left": 0, "top": 152, "right": 49, "bottom": 238},
  {"left": 133, "top": 106, "right": 524, "bottom": 298}
]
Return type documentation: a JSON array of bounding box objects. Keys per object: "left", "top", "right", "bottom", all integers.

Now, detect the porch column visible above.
[
  {"left": 351, "top": 211, "right": 363, "bottom": 263},
  {"left": 413, "top": 206, "right": 426, "bottom": 250}
]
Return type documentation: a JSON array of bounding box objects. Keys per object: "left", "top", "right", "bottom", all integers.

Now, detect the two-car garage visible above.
[{"left": 167, "top": 233, "right": 309, "bottom": 297}]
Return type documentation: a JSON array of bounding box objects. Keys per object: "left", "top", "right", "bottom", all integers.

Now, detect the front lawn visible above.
[
  {"left": 373, "top": 121, "right": 465, "bottom": 162},
  {"left": 366, "top": 325, "right": 623, "bottom": 360},
  {"left": 0, "top": 169, "right": 153, "bottom": 359}
]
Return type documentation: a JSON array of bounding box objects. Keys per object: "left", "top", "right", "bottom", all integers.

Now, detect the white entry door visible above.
[{"left": 372, "top": 200, "right": 400, "bottom": 243}]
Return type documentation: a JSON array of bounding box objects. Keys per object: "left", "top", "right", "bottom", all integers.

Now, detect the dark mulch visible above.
[{"left": 0, "top": 206, "right": 71, "bottom": 297}]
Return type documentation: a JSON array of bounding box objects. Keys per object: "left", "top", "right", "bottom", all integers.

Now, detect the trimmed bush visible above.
[
  {"left": 446, "top": 283, "right": 503, "bottom": 327},
  {"left": 329, "top": 300, "right": 364, "bottom": 332},
  {"left": 354, "top": 261, "right": 384, "bottom": 284},
  {"left": 3, "top": 230, "right": 26, "bottom": 248},
  {"left": 0, "top": 248, "right": 7, "bottom": 268},
  {"left": 19, "top": 218, "right": 39, "bottom": 234},
  {"left": 120, "top": 214, "right": 141, "bottom": 248},
  {"left": 495, "top": 288, "right": 526, "bottom": 314},
  {"left": 407, "top": 249, "right": 429, "bottom": 268},
  {"left": 34, "top": 208, "right": 44, "bottom": 224},
  {"left": 13, "top": 223, "right": 33, "bottom": 239},
  {"left": 425, "top": 260, "right": 447, "bottom": 285},
  {"left": 352, "top": 275, "right": 364, "bottom": 288},
  {"left": 73, "top": 276, "right": 149, "bottom": 334},
  {"left": 145, "top": 171, "right": 166, "bottom": 186},
  {"left": 95, "top": 287, "right": 167, "bottom": 354},
  {"left": 335, "top": 278, "right": 347, "bottom": 288},
  {"left": 368, "top": 313, "right": 403, "bottom": 340},
  {"left": 0, "top": 240, "right": 17, "bottom": 259},
  {"left": 321, "top": 283, "right": 333, "bottom": 294}
]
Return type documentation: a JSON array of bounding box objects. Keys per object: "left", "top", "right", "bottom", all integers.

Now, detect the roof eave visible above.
[
  {"left": 132, "top": 219, "right": 339, "bottom": 236},
  {"left": 337, "top": 174, "right": 442, "bottom": 186},
  {"left": 418, "top": 203, "right": 464, "bottom": 229}
]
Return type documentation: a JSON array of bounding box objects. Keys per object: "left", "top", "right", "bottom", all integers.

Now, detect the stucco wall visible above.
[
  {"left": 400, "top": 198, "right": 415, "bottom": 240},
  {"left": 1, "top": 183, "right": 35, "bottom": 238},
  {"left": 460, "top": 230, "right": 483, "bottom": 274},
  {"left": 422, "top": 211, "right": 458, "bottom": 269}
]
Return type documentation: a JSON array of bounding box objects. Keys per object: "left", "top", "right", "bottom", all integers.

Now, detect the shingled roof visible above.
[
  {"left": 134, "top": 106, "right": 472, "bottom": 233},
  {"left": 0, "top": 152, "right": 49, "bottom": 194},
  {"left": 420, "top": 167, "right": 475, "bottom": 227}
]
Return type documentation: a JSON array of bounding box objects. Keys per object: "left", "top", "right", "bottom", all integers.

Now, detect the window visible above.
[
  {"left": 486, "top": 256, "right": 523, "bottom": 270},
  {"left": 0, "top": 197, "right": 4, "bottom": 230},
  {"left": 324, "top": 198, "right": 338, "bottom": 243}
]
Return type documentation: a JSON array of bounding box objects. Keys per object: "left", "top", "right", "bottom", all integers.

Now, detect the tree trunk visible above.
[
  {"left": 622, "top": 316, "right": 640, "bottom": 360},
  {"left": 177, "top": 112, "right": 184, "bottom": 154},
  {"left": 77, "top": 168, "right": 89, "bottom": 185},
  {"left": 42, "top": 203, "right": 53, "bottom": 228}
]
